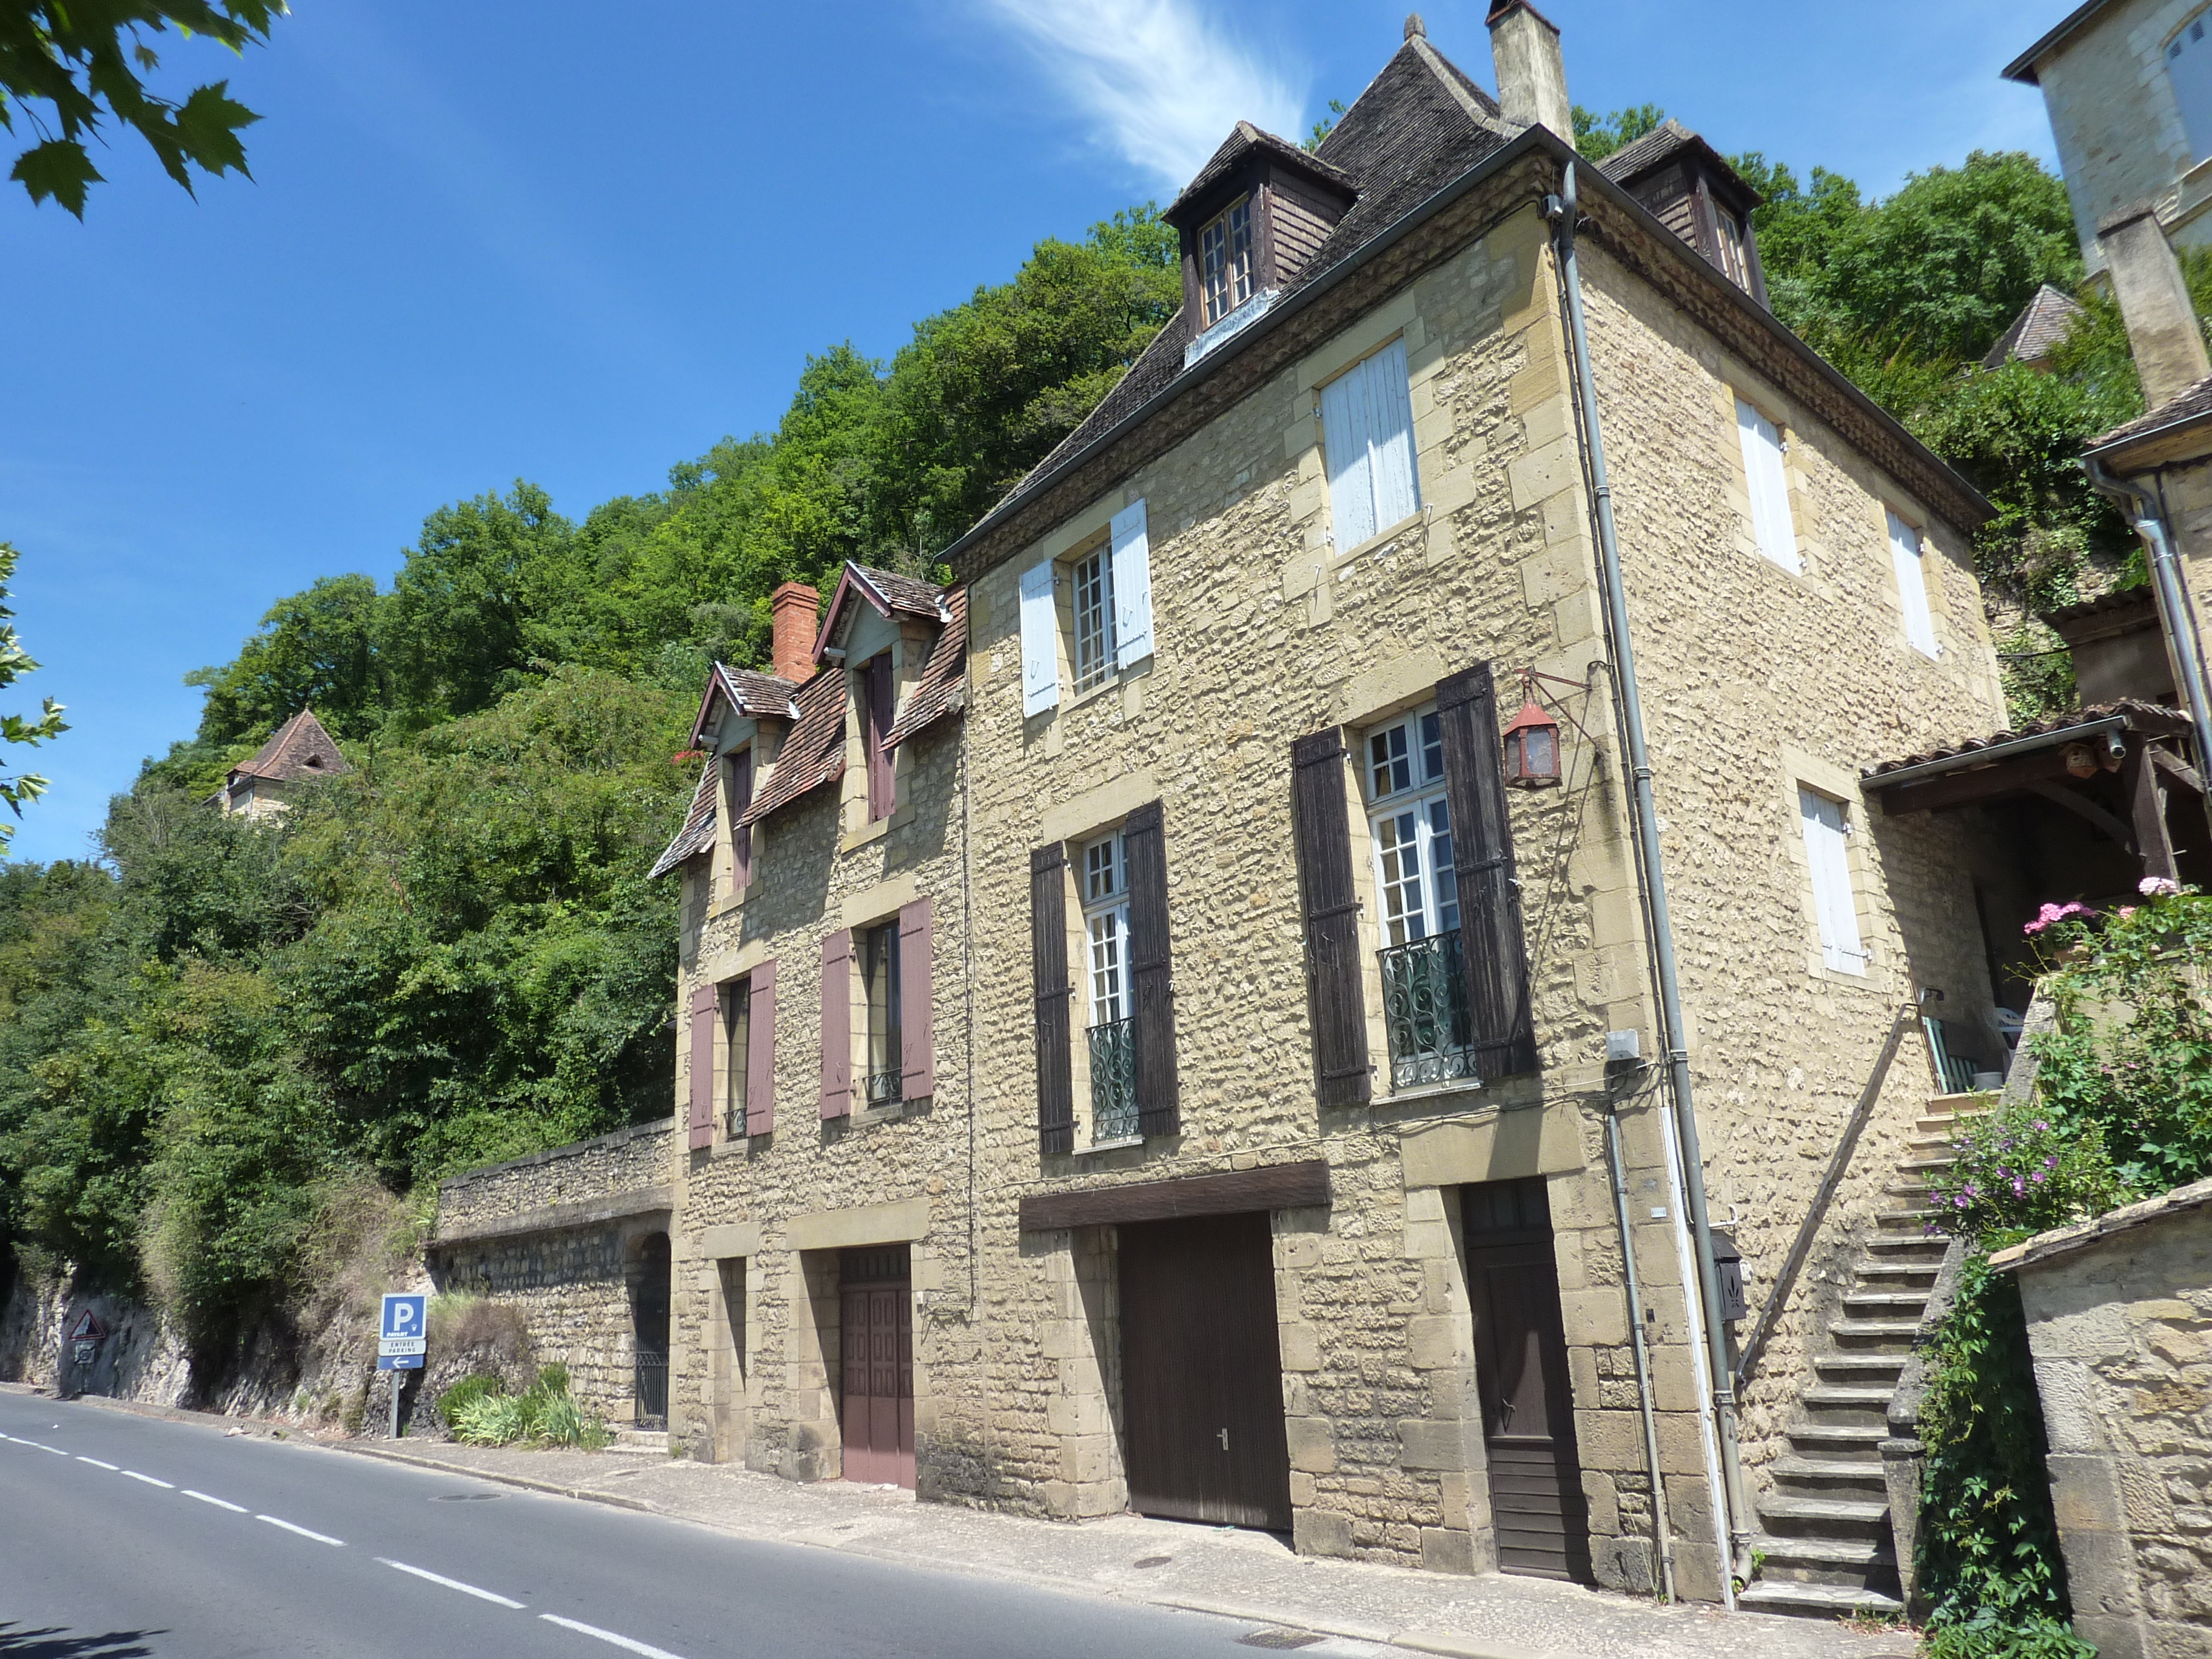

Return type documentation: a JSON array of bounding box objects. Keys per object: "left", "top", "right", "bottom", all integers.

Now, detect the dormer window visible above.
[{"left": 1199, "top": 196, "right": 1254, "bottom": 324}]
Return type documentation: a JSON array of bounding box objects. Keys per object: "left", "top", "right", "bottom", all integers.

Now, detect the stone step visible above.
[
  {"left": 1875, "top": 1207, "right": 1942, "bottom": 1230},
  {"left": 1748, "top": 1530, "right": 1897, "bottom": 1589},
  {"left": 1738, "top": 1580, "right": 1906, "bottom": 1620},
  {"left": 1863, "top": 1232, "right": 1948, "bottom": 1256},
  {"left": 1897, "top": 1155, "right": 1957, "bottom": 1173},
  {"left": 610, "top": 1427, "right": 668, "bottom": 1452},
  {"left": 1769, "top": 1456, "right": 1891, "bottom": 1499},
  {"left": 1831, "top": 1318, "right": 1922, "bottom": 1338},
  {"left": 1786, "top": 1423, "right": 1887, "bottom": 1458},
  {"left": 1812, "top": 1352, "right": 1905, "bottom": 1379},
  {"left": 1757, "top": 1493, "right": 1892, "bottom": 1542},
  {"left": 1800, "top": 1384, "right": 1894, "bottom": 1427},
  {"left": 1855, "top": 1261, "right": 1940, "bottom": 1283}
]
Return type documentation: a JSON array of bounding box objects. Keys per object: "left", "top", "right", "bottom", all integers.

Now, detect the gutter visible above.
[
  {"left": 2083, "top": 456, "right": 2212, "bottom": 837},
  {"left": 1550, "top": 161, "right": 1749, "bottom": 1601},
  {"left": 1865, "top": 715, "right": 2131, "bottom": 792}
]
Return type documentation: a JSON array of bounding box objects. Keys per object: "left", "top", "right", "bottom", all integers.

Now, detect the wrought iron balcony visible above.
[
  {"left": 865, "top": 1068, "right": 903, "bottom": 1107},
  {"left": 1379, "top": 933, "right": 1480, "bottom": 1089},
  {"left": 1088, "top": 1016, "right": 1138, "bottom": 1141}
]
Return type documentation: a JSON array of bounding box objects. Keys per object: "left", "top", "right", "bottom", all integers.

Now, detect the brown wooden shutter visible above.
[
  {"left": 688, "top": 984, "right": 717, "bottom": 1150},
  {"left": 820, "top": 928, "right": 853, "bottom": 1118},
  {"left": 1124, "top": 799, "right": 1180, "bottom": 1137},
  {"left": 865, "top": 653, "right": 896, "bottom": 820},
  {"left": 1031, "top": 842, "right": 1073, "bottom": 1155},
  {"left": 899, "top": 897, "right": 934, "bottom": 1101},
  {"left": 1290, "top": 727, "right": 1372, "bottom": 1106},
  {"left": 729, "top": 747, "right": 754, "bottom": 890},
  {"left": 1437, "top": 663, "right": 1538, "bottom": 1078},
  {"left": 746, "top": 959, "right": 777, "bottom": 1136}
]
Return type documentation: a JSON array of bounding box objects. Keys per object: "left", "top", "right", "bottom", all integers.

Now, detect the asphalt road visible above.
[{"left": 0, "top": 1390, "right": 1379, "bottom": 1659}]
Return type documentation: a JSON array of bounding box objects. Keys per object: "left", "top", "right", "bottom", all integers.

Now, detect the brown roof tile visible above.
[
  {"left": 2087, "top": 371, "right": 2212, "bottom": 454},
  {"left": 885, "top": 587, "right": 967, "bottom": 750},
  {"left": 1864, "top": 699, "right": 2188, "bottom": 780},
  {"left": 1165, "top": 122, "right": 1356, "bottom": 224},
  {"left": 1595, "top": 118, "right": 1762, "bottom": 207},
  {"left": 737, "top": 668, "right": 847, "bottom": 828},
  {"left": 1980, "top": 283, "right": 2085, "bottom": 369},
  {"left": 230, "top": 708, "right": 350, "bottom": 785},
  {"left": 648, "top": 761, "right": 719, "bottom": 879}
]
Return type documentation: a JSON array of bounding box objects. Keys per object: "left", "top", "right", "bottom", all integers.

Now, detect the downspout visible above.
[
  {"left": 1604, "top": 1095, "right": 1677, "bottom": 1602},
  {"left": 2085, "top": 455, "right": 2212, "bottom": 834},
  {"left": 1547, "top": 163, "right": 1753, "bottom": 1598}
]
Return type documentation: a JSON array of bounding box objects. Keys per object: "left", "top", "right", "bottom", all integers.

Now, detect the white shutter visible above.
[
  {"left": 1367, "top": 340, "right": 1421, "bottom": 531},
  {"left": 1737, "top": 398, "right": 1798, "bottom": 572},
  {"left": 1888, "top": 509, "right": 1939, "bottom": 658},
  {"left": 1798, "top": 787, "right": 1865, "bottom": 974},
  {"left": 1018, "top": 560, "right": 1060, "bottom": 718},
  {"left": 1110, "top": 499, "right": 1154, "bottom": 668},
  {"left": 1321, "top": 360, "right": 1376, "bottom": 550}
]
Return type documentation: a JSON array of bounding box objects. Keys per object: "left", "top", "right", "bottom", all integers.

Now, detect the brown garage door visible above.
[
  {"left": 1464, "top": 1178, "right": 1592, "bottom": 1582},
  {"left": 839, "top": 1245, "right": 914, "bottom": 1489},
  {"left": 1119, "top": 1211, "right": 1292, "bottom": 1530}
]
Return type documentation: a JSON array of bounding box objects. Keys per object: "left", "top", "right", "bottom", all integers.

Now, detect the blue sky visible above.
[{"left": 8, "top": 0, "right": 2073, "bottom": 862}]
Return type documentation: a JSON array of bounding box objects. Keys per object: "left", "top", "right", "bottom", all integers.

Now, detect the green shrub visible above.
[
  {"left": 1928, "top": 1099, "right": 2128, "bottom": 1240},
  {"left": 445, "top": 1360, "right": 606, "bottom": 1449},
  {"left": 437, "top": 1372, "right": 507, "bottom": 1431},
  {"left": 451, "top": 1390, "right": 526, "bottom": 1446},
  {"left": 1924, "top": 1607, "right": 2097, "bottom": 1659}
]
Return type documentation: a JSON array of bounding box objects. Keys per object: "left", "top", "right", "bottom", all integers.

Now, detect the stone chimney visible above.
[
  {"left": 2097, "top": 203, "right": 2211, "bottom": 411},
  {"left": 1487, "top": 1, "right": 1570, "bottom": 140},
  {"left": 771, "top": 581, "right": 820, "bottom": 684}
]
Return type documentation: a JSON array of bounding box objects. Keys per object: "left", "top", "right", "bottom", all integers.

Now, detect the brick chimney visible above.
[
  {"left": 1487, "top": 1, "right": 1570, "bottom": 141},
  {"left": 771, "top": 581, "right": 820, "bottom": 684},
  {"left": 2097, "top": 203, "right": 2212, "bottom": 411}
]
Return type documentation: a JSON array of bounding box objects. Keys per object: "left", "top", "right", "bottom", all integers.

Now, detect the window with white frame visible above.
[
  {"left": 1798, "top": 786, "right": 1867, "bottom": 975},
  {"left": 2171, "top": 10, "right": 2212, "bottom": 163},
  {"left": 1199, "top": 196, "right": 1254, "bottom": 326},
  {"left": 1887, "top": 509, "right": 1939, "bottom": 658},
  {"left": 1736, "top": 397, "right": 1799, "bottom": 572},
  {"left": 1081, "top": 830, "right": 1138, "bottom": 1139},
  {"left": 1321, "top": 339, "right": 1421, "bottom": 552},
  {"left": 1365, "top": 708, "right": 1476, "bottom": 1087},
  {"left": 1071, "top": 541, "right": 1116, "bottom": 694}
]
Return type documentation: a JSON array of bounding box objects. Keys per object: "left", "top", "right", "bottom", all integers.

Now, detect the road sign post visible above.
[{"left": 377, "top": 1293, "right": 427, "bottom": 1439}]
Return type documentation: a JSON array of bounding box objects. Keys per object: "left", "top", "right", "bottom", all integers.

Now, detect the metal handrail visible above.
[{"left": 1737, "top": 990, "right": 1932, "bottom": 1383}]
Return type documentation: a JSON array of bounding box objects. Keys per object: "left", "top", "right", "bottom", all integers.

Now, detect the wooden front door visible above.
[
  {"left": 1463, "top": 1178, "right": 1592, "bottom": 1581},
  {"left": 1119, "top": 1211, "right": 1292, "bottom": 1530},
  {"left": 838, "top": 1245, "right": 914, "bottom": 1488}
]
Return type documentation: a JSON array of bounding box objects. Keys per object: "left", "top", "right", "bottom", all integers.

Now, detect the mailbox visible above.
[{"left": 1710, "top": 1229, "right": 1750, "bottom": 1324}]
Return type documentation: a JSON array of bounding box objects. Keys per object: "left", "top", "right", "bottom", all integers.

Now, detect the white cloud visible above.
[{"left": 976, "top": 0, "right": 1305, "bottom": 189}]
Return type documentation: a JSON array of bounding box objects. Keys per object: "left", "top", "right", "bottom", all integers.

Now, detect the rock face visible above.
[{"left": 1997, "top": 1178, "right": 2212, "bottom": 1659}]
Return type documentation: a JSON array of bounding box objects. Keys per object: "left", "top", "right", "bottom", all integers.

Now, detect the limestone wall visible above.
[
  {"left": 2002, "top": 1181, "right": 2212, "bottom": 1659},
  {"left": 437, "top": 1118, "right": 672, "bottom": 1236}
]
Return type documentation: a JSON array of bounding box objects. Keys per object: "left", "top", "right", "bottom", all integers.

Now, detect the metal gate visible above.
[{"left": 632, "top": 1349, "right": 669, "bottom": 1430}]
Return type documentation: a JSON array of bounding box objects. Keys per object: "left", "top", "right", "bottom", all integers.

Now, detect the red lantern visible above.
[{"left": 1501, "top": 699, "right": 1561, "bottom": 788}]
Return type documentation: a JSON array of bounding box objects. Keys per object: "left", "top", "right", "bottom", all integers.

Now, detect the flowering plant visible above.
[
  {"left": 1926, "top": 1102, "right": 2127, "bottom": 1242},
  {"left": 2021, "top": 900, "right": 2093, "bottom": 936}
]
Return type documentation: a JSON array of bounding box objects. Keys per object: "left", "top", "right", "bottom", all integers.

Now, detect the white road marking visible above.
[
  {"left": 76, "top": 1457, "right": 119, "bottom": 1470},
  {"left": 122, "top": 1470, "right": 175, "bottom": 1489},
  {"left": 256, "top": 1514, "right": 343, "bottom": 1546},
  {"left": 378, "top": 1558, "right": 526, "bottom": 1609},
  {"left": 183, "top": 1489, "right": 248, "bottom": 1512},
  {"left": 19, "top": 1440, "right": 67, "bottom": 1455},
  {"left": 538, "top": 1614, "right": 690, "bottom": 1658}
]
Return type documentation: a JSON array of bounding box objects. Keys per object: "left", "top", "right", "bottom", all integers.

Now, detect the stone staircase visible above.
[{"left": 1736, "top": 1092, "right": 1984, "bottom": 1618}]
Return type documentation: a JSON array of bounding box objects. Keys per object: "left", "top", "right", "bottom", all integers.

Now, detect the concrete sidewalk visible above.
[{"left": 315, "top": 1432, "right": 1919, "bottom": 1659}]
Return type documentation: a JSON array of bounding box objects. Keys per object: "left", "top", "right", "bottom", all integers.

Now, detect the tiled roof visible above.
[
  {"left": 1864, "top": 699, "right": 2188, "bottom": 780},
  {"left": 688, "top": 663, "right": 800, "bottom": 748},
  {"left": 1980, "top": 283, "right": 2085, "bottom": 369},
  {"left": 648, "top": 762, "right": 719, "bottom": 880},
  {"left": 736, "top": 667, "right": 846, "bottom": 829},
  {"left": 1165, "top": 121, "right": 1356, "bottom": 223},
  {"left": 885, "top": 586, "right": 967, "bottom": 750},
  {"left": 2046, "top": 586, "right": 2158, "bottom": 631},
  {"left": 230, "top": 708, "right": 349, "bottom": 785},
  {"left": 993, "top": 38, "right": 1510, "bottom": 517},
  {"left": 2087, "top": 372, "right": 2212, "bottom": 454}
]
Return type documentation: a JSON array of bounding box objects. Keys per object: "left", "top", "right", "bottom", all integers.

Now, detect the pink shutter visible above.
[
  {"left": 865, "top": 654, "right": 897, "bottom": 820},
  {"left": 820, "top": 929, "right": 853, "bottom": 1118},
  {"left": 899, "top": 897, "right": 934, "bottom": 1101},
  {"left": 687, "top": 984, "right": 717, "bottom": 1149},
  {"left": 730, "top": 748, "right": 754, "bottom": 891},
  {"left": 746, "top": 959, "right": 777, "bottom": 1136}
]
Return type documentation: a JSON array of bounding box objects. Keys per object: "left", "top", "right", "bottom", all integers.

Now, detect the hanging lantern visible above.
[{"left": 1501, "top": 699, "right": 1562, "bottom": 788}]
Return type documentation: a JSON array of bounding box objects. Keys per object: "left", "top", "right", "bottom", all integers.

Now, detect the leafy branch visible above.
[{"left": 0, "top": 541, "right": 65, "bottom": 850}]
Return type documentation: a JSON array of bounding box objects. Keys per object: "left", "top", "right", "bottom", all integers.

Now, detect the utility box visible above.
[{"left": 1711, "top": 1229, "right": 1749, "bottom": 1323}]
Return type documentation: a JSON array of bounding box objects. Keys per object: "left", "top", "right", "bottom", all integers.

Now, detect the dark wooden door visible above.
[
  {"left": 1463, "top": 1179, "right": 1592, "bottom": 1581},
  {"left": 838, "top": 1246, "right": 914, "bottom": 1489},
  {"left": 1119, "top": 1211, "right": 1292, "bottom": 1530}
]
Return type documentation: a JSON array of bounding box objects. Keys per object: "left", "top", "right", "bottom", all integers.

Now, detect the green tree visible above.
[
  {"left": 187, "top": 573, "right": 388, "bottom": 746},
  {"left": 1573, "top": 102, "right": 1664, "bottom": 161},
  {"left": 0, "top": 542, "right": 67, "bottom": 853},
  {"left": 2, "top": 0, "right": 278, "bottom": 214}
]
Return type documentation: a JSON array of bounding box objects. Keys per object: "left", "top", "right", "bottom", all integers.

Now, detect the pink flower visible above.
[
  {"left": 2140, "top": 876, "right": 2182, "bottom": 897},
  {"left": 2013, "top": 1179, "right": 2026, "bottom": 1195},
  {"left": 2032, "top": 1171, "right": 2047, "bottom": 1184},
  {"left": 1953, "top": 1195, "right": 1969, "bottom": 1208},
  {"left": 2023, "top": 900, "right": 2090, "bottom": 934},
  {"left": 2120, "top": 907, "right": 2137, "bottom": 919}
]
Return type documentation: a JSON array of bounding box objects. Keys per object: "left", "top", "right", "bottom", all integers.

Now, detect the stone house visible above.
[
  {"left": 2006, "top": 0, "right": 2212, "bottom": 272},
  {"left": 406, "top": 4, "right": 2077, "bottom": 1618},
  {"left": 1994, "top": 1177, "right": 2212, "bottom": 1659},
  {"left": 211, "top": 706, "right": 350, "bottom": 818}
]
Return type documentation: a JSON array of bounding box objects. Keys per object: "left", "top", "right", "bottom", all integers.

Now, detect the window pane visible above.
[
  {"left": 1085, "top": 832, "right": 1122, "bottom": 902},
  {"left": 1087, "top": 905, "right": 1130, "bottom": 1024},
  {"left": 864, "top": 923, "right": 902, "bottom": 1100},
  {"left": 2179, "top": 18, "right": 2212, "bottom": 161},
  {"left": 1419, "top": 712, "right": 1443, "bottom": 785},
  {"left": 725, "top": 980, "right": 749, "bottom": 1128},
  {"left": 1369, "top": 722, "right": 1412, "bottom": 799},
  {"left": 1072, "top": 547, "right": 1116, "bottom": 692},
  {"left": 1427, "top": 798, "right": 1459, "bottom": 932},
  {"left": 1376, "top": 808, "right": 1428, "bottom": 943}
]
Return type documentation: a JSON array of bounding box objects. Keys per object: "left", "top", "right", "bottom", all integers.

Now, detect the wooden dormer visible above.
[
  {"left": 1164, "top": 123, "right": 1358, "bottom": 364},
  {"left": 1597, "top": 118, "right": 1768, "bottom": 305}
]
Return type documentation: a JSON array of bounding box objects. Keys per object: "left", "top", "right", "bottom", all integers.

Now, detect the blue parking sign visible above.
[{"left": 378, "top": 1293, "right": 427, "bottom": 1370}]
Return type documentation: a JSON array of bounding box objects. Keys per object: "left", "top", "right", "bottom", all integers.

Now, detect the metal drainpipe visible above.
[
  {"left": 1547, "top": 162, "right": 1754, "bottom": 1598},
  {"left": 1604, "top": 1094, "right": 1678, "bottom": 1602},
  {"left": 2085, "top": 455, "right": 2212, "bottom": 833}
]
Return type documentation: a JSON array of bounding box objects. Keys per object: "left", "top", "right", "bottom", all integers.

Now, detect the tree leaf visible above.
[{"left": 10, "top": 136, "right": 103, "bottom": 216}]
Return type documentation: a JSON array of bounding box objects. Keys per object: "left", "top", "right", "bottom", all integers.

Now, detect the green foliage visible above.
[
  {"left": 436, "top": 1371, "right": 506, "bottom": 1430},
  {"left": 449, "top": 1362, "right": 605, "bottom": 1449},
  {"left": 1572, "top": 103, "right": 1664, "bottom": 162},
  {"left": 1996, "top": 622, "right": 2079, "bottom": 728},
  {"left": 1305, "top": 98, "right": 1345, "bottom": 152},
  {"left": 1916, "top": 1253, "right": 2087, "bottom": 1651},
  {"left": 1928, "top": 1098, "right": 2127, "bottom": 1241},
  {"left": 0, "top": 543, "right": 68, "bottom": 850},
  {"left": 1, "top": 0, "right": 278, "bottom": 215}
]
